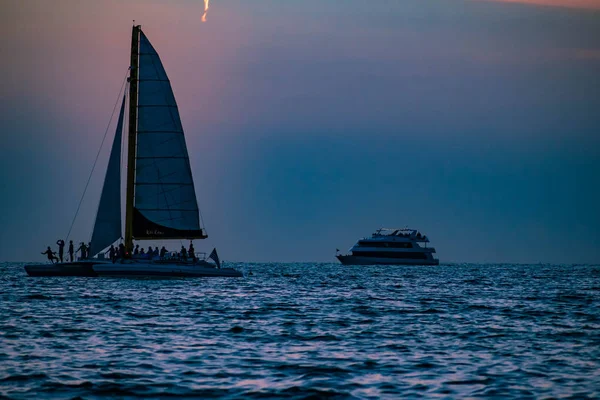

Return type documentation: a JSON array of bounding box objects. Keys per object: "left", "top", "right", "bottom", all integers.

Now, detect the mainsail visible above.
[
  {"left": 90, "top": 95, "right": 125, "bottom": 255},
  {"left": 131, "top": 30, "right": 205, "bottom": 239}
]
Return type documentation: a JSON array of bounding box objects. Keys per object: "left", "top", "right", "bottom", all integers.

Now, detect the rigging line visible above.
[
  {"left": 199, "top": 204, "right": 207, "bottom": 236},
  {"left": 66, "top": 69, "right": 130, "bottom": 243}
]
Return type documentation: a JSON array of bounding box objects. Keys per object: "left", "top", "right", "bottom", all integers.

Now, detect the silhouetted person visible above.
[
  {"left": 56, "top": 239, "right": 65, "bottom": 263},
  {"left": 77, "top": 242, "right": 87, "bottom": 260},
  {"left": 147, "top": 246, "right": 153, "bottom": 258},
  {"left": 153, "top": 247, "right": 159, "bottom": 257},
  {"left": 180, "top": 246, "right": 187, "bottom": 260},
  {"left": 118, "top": 243, "right": 126, "bottom": 259},
  {"left": 160, "top": 246, "right": 167, "bottom": 258},
  {"left": 108, "top": 245, "right": 116, "bottom": 263},
  {"left": 41, "top": 247, "right": 59, "bottom": 264},
  {"left": 134, "top": 244, "right": 139, "bottom": 255},
  {"left": 188, "top": 242, "right": 195, "bottom": 261},
  {"left": 88, "top": 242, "right": 92, "bottom": 258},
  {"left": 68, "top": 240, "right": 74, "bottom": 262},
  {"left": 140, "top": 248, "right": 145, "bottom": 256}
]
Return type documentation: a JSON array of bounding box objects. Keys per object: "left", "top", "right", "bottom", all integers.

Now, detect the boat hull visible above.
[
  {"left": 336, "top": 255, "right": 439, "bottom": 266},
  {"left": 24, "top": 261, "right": 106, "bottom": 277},
  {"left": 92, "top": 261, "right": 243, "bottom": 278}
]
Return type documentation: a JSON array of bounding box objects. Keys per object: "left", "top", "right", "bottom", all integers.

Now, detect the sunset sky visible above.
[
  {"left": 1, "top": 0, "right": 599, "bottom": 263},
  {"left": 485, "top": 0, "right": 600, "bottom": 8}
]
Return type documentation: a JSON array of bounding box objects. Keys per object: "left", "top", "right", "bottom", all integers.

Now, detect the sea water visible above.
[{"left": 1, "top": 262, "right": 599, "bottom": 398}]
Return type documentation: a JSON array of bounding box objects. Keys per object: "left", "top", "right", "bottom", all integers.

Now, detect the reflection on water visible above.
[{"left": 1, "top": 263, "right": 599, "bottom": 398}]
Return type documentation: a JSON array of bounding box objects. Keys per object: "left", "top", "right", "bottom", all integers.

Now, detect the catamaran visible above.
[{"left": 25, "top": 25, "right": 242, "bottom": 278}]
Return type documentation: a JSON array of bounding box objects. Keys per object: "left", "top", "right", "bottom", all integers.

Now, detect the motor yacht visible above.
[{"left": 336, "top": 228, "right": 439, "bottom": 265}]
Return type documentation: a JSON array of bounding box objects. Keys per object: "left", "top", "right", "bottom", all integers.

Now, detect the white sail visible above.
[
  {"left": 132, "top": 31, "right": 205, "bottom": 239},
  {"left": 90, "top": 95, "right": 125, "bottom": 255}
]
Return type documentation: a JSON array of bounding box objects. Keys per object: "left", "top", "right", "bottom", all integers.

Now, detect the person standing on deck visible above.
[
  {"left": 134, "top": 244, "right": 139, "bottom": 255},
  {"left": 188, "top": 241, "right": 195, "bottom": 261},
  {"left": 107, "top": 245, "right": 116, "bottom": 263},
  {"left": 41, "top": 247, "right": 59, "bottom": 263},
  {"left": 77, "top": 242, "right": 87, "bottom": 260},
  {"left": 56, "top": 239, "right": 65, "bottom": 263},
  {"left": 180, "top": 246, "right": 187, "bottom": 260},
  {"left": 68, "top": 240, "right": 74, "bottom": 262},
  {"left": 118, "top": 243, "right": 126, "bottom": 259},
  {"left": 88, "top": 242, "right": 92, "bottom": 259},
  {"left": 160, "top": 246, "right": 167, "bottom": 258}
]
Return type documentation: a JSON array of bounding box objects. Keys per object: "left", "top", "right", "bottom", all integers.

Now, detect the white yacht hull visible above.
[
  {"left": 337, "top": 255, "right": 439, "bottom": 266},
  {"left": 92, "top": 261, "right": 243, "bottom": 278}
]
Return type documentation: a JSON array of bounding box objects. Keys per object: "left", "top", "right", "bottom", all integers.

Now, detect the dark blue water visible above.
[{"left": 1, "top": 263, "right": 599, "bottom": 399}]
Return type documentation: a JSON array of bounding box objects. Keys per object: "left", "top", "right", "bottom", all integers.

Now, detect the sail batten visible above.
[
  {"left": 131, "top": 30, "right": 205, "bottom": 240},
  {"left": 90, "top": 95, "right": 125, "bottom": 255}
]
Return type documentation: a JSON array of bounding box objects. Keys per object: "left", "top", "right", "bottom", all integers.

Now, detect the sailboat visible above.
[{"left": 25, "top": 25, "right": 242, "bottom": 278}]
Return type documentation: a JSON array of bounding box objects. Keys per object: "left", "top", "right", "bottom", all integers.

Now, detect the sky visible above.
[{"left": 0, "top": 0, "right": 599, "bottom": 264}]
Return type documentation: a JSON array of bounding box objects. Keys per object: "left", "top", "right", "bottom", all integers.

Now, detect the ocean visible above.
[{"left": 1, "top": 262, "right": 599, "bottom": 398}]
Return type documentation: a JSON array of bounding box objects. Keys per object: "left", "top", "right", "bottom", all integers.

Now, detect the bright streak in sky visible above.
[{"left": 202, "top": 0, "right": 210, "bottom": 22}]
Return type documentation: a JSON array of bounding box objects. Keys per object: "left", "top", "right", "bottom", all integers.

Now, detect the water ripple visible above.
[{"left": 1, "top": 263, "right": 599, "bottom": 398}]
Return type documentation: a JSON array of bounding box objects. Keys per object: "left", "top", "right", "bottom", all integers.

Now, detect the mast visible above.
[{"left": 125, "top": 24, "right": 141, "bottom": 254}]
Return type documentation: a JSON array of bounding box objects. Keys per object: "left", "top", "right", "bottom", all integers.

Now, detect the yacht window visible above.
[
  {"left": 352, "top": 251, "right": 427, "bottom": 259},
  {"left": 358, "top": 241, "right": 412, "bottom": 248}
]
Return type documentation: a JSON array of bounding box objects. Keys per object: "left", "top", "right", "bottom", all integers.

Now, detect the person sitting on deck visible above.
[
  {"left": 56, "top": 239, "right": 65, "bottom": 263},
  {"left": 180, "top": 246, "right": 187, "bottom": 260},
  {"left": 41, "top": 246, "right": 59, "bottom": 264},
  {"left": 153, "top": 247, "right": 159, "bottom": 257},
  {"left": 140, "top": 248, "right": 145, "bottom": 256}
]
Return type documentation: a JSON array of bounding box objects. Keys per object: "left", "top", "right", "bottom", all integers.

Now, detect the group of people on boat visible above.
[
  {"left": 105, "top": 243, "right": 126, "bottom": 263},
  {"left": 42, "top": 240, "right": 198, "bottom": 264},
  {"left": 178, "top": 242, "right": 195, "bottom": 261},
  {"left": 131, "top": 244, "right": 163, "bottom": 259},
  {"left": 41, "top": 239, "right": 84, "bottom": 264}
]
